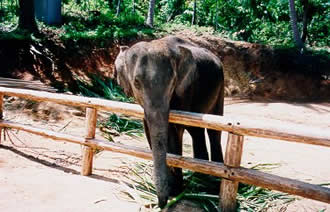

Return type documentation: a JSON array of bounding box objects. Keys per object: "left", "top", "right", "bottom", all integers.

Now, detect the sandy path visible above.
[
  {"left": 0, "top": 150, "right": 139, "bottom": 212},
  {"left": 224, "top": 99, "right": 330, "bottom": 184},
  {"left": 0, "top": 98, "right": 329, "bottom": 211},
  {"left": 224, "top": 99, "right": 330, "bottom": 211}
]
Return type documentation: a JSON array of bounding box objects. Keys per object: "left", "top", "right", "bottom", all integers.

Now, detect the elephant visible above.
[{"left": 114, "top": 36, "right": 224, "bottom": 208}]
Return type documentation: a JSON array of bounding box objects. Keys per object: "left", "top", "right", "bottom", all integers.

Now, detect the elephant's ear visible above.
[
  {"left": 119, "top": 46, "right": 129, "bottom": 53},
  {"left": 177, "top": 46, "right": 193, "bottom": 68},
  {"left": 175, "top": 46, "right": 196, "bottom": 96},
  {"left": 115, "top": 45, "right": 134, "bottom": 96}
]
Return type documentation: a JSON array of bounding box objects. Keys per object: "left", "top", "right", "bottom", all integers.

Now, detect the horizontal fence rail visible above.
[
  {"left": 0, "top": 77, "right": 57, "bottom": 92},
  {"left": 0, "top": 87, "right": 329, "bottom": 147},
  {"left": 0, "top": 86, "right": 329, "bottom": 209}
]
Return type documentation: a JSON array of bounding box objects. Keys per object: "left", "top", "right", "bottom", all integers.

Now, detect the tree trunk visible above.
[
  {"left": 132, "top": 0, "right": 135, "bottom": 13},
  {"left": 166, "top": 0, "right": 184, "bottom": 22},
  {"left": 192, "top": 0, "right": 197, "bottom": 25},
  {"left": 116, "top": 0, "right": 121, "bottom": 16},
  {"left": 146, "top": 0, "right": 155, "bottom": 27},
  {"left": 215, "top": 0, "right": 219, "bottom": 30},
  {"left": 288, "top": 0, "right": 304, "bottom": 50},
  {"left": 301, "top": 0, "right": 309, "bottom": 43},
  {"left": 107, "top": 0, "right": 112, "bottom": 9},
  {"left": 18, "top": 0, "right": 38, "bottom": 32}
]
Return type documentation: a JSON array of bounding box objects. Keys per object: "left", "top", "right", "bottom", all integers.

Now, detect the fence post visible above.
[
  {"left": 220, "top": 132, "right": 244, "bottom": 212},
  {"left": 0, "top": 94, "right": 3, "bottom": 143},
  {"left": 81, "top": 107, "right": 97, "bottom": 176}
]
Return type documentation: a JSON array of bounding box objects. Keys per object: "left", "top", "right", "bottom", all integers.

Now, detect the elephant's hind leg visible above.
[
  {"left": 207, "top": 129, "right": 223, "bottom": 162},
  {"left": 208, "top": 88, "right": 224, "bottom": 163},
  {"left": 186, "top": 127, "right": 209, "bottom": 160}
]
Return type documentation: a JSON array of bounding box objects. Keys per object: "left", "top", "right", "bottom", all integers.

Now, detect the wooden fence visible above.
[{"left": 0, "top": 86, "right": 329, "bottom": 211}]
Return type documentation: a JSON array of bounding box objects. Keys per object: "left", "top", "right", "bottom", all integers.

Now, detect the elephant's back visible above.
[
  {"left": 169, "top": 40, "right": 224, "bottom": 114},
  {"left": 192, "top": 58, "right": 223, "bottom": 112}
]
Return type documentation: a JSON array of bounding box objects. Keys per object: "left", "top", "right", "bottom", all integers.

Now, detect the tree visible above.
[
  {"left": 106, "top": 0, "right": 115, "bottom": 10},
  {"left": 288, "top": 0, "right": 304, "bottom": 50},
  {"left": 214, "top": 0, "right": 219, "bottom": 30},
  {"left": 146, "top": 0, "right": 156, "bottom": 27},
  {"left": 165, "top": 0, "right": 185, "bottom": 22},
  {"left": 192, "top": 0, "right": 197, "bottom": 25},
  {"left": 301, "top": 0, "right": 309, "bottom": 43},
  {"left": 18, "top": 0, "right": 38, "bottom": 32},
  {"left": 116, "top": 0, "right": 121, "bottom": 16},
  {"left": 132, "top": 0, "right": 136, "bottom": 13}
]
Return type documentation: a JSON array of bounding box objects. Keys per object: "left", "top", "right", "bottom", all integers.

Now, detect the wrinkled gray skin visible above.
[{"left": 115, "top": 36, "right": 224, "bottom": 208}]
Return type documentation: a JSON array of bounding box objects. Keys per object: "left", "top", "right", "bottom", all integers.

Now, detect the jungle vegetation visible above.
[{"left": 0, "top": 0, "right": 328, "bottom": 48}]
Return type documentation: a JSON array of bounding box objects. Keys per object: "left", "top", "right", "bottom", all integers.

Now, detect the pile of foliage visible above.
[
  {"left": 127, "top": 162, "right": 295, "bottom": 211},
  {"left": 76, "top": 75, "right": 144, "bottom": 138}
]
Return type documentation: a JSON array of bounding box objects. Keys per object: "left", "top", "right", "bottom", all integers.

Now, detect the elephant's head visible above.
[{"left": 115, "top": 40, "right": 195, "bottom": 207}]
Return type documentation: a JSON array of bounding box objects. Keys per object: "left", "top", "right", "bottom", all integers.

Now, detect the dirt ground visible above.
[{"left": 0, "top": 97, "right": 329, "bottom": 212}]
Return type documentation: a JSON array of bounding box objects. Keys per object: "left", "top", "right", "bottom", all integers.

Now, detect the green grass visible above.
[
  {"left": 1, "top": 3, "right": 154, "bottom": 42},
  {"left": 0, "top": 29, "right": 31, "bottom": 40},
  {"left": 59, "top": 8, "right": 154, "bottom": 42},
  {"left": 126, "top": 162, "right": 296, "bottom": 211}
]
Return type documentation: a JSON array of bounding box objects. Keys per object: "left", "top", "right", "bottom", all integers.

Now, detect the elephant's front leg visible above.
[
  {"left": 143, "top": 119, "right": 152, "bottom": 149},
  {"left": 145, "top": 119, "right": 184, "bottom": 195},
  {"left": 167, "top": 124, "right": 184, "bottom": 196}
]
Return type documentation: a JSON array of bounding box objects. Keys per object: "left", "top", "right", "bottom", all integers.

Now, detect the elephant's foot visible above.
[
  {"left": 169, "top": 181, "right": 183, "bottom": 197},
  {"left": 158, "top": 195, "right": 169, "bottom": 209},
  {"left": 194, "top": 172, "right": 220, "bottom": 194}
]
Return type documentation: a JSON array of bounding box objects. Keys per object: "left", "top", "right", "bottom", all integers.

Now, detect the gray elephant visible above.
[{"left": 115, "top": 36, "right": 224, "bottom": 208}]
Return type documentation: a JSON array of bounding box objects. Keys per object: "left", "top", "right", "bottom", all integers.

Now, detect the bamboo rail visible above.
[
  {"left": 0, "top": 77, "right": 57, "bottom": 92},
  {"left": 0, "top": 87, "right": 329, "bottom": 210}
]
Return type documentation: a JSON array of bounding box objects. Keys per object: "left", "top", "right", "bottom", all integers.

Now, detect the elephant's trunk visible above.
[{"left": 144, "top": 106, "right": 170, "bottom": 208}]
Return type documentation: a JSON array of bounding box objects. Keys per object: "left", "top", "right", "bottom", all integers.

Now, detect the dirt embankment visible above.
[
  {"left": 0, "top": 32, "right": 329, "bottom": 101},
  {"left": 180, "top": 32, "right": 330, "bottom": 101}
]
